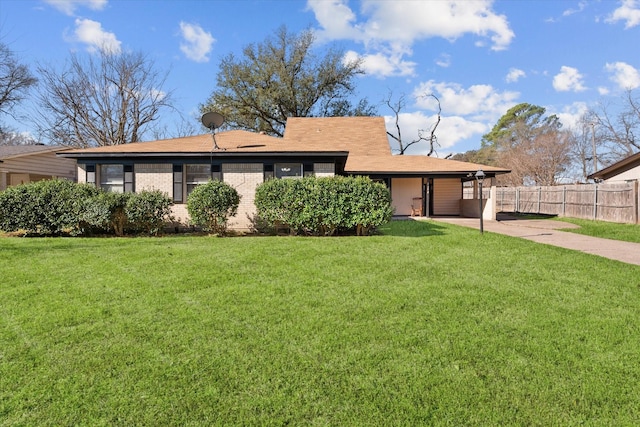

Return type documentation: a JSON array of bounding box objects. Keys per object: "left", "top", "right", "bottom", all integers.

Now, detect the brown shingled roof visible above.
[
  {"left": 57, "top": 116, "right": 510, "bottom": 176},
  {"left": 60, "top": 116, "right": 390, "bottom": 156},
  {"left": 60, "top": 131, "right": 299, "bottom": 155},
  {"left": 283, "top": 116, "right": 391, "bottom": 156}
]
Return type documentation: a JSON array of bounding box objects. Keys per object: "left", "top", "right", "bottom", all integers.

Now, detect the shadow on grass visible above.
[{"left": 378, "top": 219, "right": 447, "bottom": 237}]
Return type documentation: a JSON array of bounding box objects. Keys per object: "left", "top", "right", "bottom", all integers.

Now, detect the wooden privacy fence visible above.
[{"left": 496, "top": 181, "right": 640, "bottom": 224}]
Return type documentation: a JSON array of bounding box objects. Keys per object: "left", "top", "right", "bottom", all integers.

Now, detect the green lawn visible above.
[
  {"left": 1, "top": 221, "right": 639, "bottom": 426},
  {"left": 555, "top": 216, "right": 640, "bottom": 243}
]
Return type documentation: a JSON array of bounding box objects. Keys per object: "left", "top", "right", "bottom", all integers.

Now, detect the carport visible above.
[{"left": 344, "top": 155, "right": 510, "bottom": 219}]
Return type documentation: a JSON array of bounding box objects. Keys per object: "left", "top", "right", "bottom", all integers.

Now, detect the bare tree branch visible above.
[
  {"left": 36, "top": 49, "right": 175, "bottom": 147},
  {"left": 0, "top": 42, "right": 37, "bottom": 131},
  {"left": 385, "top": 92, "right": 441, "bottom": 155}
]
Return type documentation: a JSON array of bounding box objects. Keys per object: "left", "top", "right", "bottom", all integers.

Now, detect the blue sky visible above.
[{"left": 2, "top": 0, "right": 640, "bottom": 155}]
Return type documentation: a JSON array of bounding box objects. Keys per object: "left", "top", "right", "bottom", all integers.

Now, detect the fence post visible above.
[
  {"left": 593, "top": 184, "right": 596, "bottom": 220},
  {"left": 635, "top": 180, "right": 639, "bottom": 224},
  {"left": 562, "top": 186, "right": 566, "bottom": 217},
  {"left": 537, "top": 186, "right": 541, "bottom": 213},
  {"left": 516, "top": 188, "right": 520, "bottom": 213}
]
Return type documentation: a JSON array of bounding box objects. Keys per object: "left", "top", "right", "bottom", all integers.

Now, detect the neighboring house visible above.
[
  {"left": 588, "top": 151, "right": 640, "bottom": 183},
  {"left": 58, "top": 117, "right": 509, "bottom": 229},
  {"left": 0, "top": 145, "right": 77, "bottom": 191}
]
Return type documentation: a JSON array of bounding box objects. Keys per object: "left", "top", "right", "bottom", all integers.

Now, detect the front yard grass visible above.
[
  {"left": 1, "top": 220, "right": 639, "bottom": 425},
  {"left": 554, "top": 216, "right": 640, "bottom": 243}
]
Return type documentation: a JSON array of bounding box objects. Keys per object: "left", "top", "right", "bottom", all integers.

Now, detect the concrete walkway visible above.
[{"left": 430, "top": 216, "right": 640, "bottom": 266}]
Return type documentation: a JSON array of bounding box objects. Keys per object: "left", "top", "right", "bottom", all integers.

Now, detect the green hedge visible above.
[
  {"left": 187, "top": 180, "right": 240, "bottom": 235},
  {"left": 0, "top": 179, "right": 101, "bottom": 235},
  {"left": 0, "top": 180, "right": 174, "bottom": 236},
  {"left": 254, "top": 176, "right": 393, "bottom": 236}
]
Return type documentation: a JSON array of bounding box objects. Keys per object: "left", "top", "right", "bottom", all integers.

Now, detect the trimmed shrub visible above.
[
  {"left": 0, "top": 184, "right": 34, "bottom": 233},
  {"left": 0, "top": 179, "right": 100, "bottom": 235},
  {"left": 187, "top": 180, "right": 240, "bottom": 235},
  {"left": 254, "top": 176, "right": 393, "bottom": 236},
  {"left": 125, "top": 190, "right": 174, "bottom": 235},
  {"left": 80, "top": 191, "right": 132, "bottom": 236}
]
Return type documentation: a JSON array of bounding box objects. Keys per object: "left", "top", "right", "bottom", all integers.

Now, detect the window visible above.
[
  {"left": 173, "top": 165, "right": 183, "bottom": 203},
  {"left": 264, "top": 164, "right": 274, "bottom": 181},
  {"left": 98, "top": 164, "right": 133, "bottom": 193},
  {"left": 86, "top": 165, "right": 96, "bottom": 185},
  {"left": 124, "top": 165, "right": 133, "bottom": 193},
  {"left": 186, "top": 164, "right": 211, "bottom": 196},
  {"left": 275, "top": 163, "right": 303, "bottom": 179}
]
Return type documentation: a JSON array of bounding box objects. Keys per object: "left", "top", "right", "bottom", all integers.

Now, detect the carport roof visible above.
[{"left": 345, "top": 154, "right": 510, "bottom": 176}]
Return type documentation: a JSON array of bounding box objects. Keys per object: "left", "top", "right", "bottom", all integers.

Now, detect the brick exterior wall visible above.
[
  {"left": 135, "top": 164, "right": 173, "bottom": 195},
  {"left": 222, "top": 163, "right": 264, "bottom": 230},
  {"left": 171, "top": 203, "right": 190, "bottom": 227},
  {"left": 76, "top": 161, "right": 335, "bottom": 231}
]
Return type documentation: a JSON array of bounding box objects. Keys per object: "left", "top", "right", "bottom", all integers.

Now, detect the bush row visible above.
[
  {"left": 0, "top": 179, "right": 174, "bottom": 236},
  {"left": 254, "top": 176, "right": 393, "bottom": 235}
]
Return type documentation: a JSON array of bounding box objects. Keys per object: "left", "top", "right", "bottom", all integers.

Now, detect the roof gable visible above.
[{"left": 283, "top": 116, "right": 391, "bottom": 156}]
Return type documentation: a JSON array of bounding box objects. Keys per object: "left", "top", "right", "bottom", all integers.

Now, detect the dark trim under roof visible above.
[{"left": 58, "top": 150, "right": 349, "bottom": 159}]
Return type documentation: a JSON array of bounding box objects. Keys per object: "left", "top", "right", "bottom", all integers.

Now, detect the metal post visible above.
[{"left": 479, "top": 181, "right": 484, "bottom": 233}]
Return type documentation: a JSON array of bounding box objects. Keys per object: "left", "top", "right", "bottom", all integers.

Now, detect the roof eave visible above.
[
  {"left": 57, "top": 150, "right": 349, "bottom": 158},
  {"left": 346, "top": 169, "right": 511, "bottom": 176}
]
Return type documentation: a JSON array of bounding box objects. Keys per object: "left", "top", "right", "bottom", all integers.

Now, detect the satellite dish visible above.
[
  {"left": 201, "top": 112, "right": 225, "bottom": 150},
  {"left": 201, "top": 112, "right": 224, "bottom": 130}
]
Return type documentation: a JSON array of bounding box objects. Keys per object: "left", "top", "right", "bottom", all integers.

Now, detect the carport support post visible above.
[{"left": 475, "top": 170, "right": 485, "bottom": 234}]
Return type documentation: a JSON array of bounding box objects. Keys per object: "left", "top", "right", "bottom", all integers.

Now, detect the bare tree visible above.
[
  {"left": 150, "top": 113, "right": 201, "bottom": 140},
  {"left": 590, "top": 89, "right": 640, "bottom": 161},
  {"left": 0, "top": 130, "right": 39, "bottom": 146},
  {"left": 385, "top": 92, "right": 441, "bottom": 155},
  {"left": 0, "top": 42, "right": 37, "bottom": 136},
  {"left": 36, "top": 49, "right": 174, "bottom": 147},
  {"left": 497, "top": 129, "right": 573, "bottom": 186}
]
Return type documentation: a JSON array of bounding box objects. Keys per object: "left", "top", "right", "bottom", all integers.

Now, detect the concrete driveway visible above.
[{"left": 430, "top": 215, "right": 640, "bottom": 266}]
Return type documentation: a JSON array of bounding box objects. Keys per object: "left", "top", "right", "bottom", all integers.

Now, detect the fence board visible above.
[{"left": 496, "top": 182, "right": 639, "bottom": 224}]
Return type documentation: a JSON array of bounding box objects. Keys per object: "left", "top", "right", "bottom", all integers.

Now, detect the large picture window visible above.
[
  {"left": 275, "top": 163, "right": 303, "bottom": 179},
  {"left": 98, "top": 164, "right": 133, "bottom": 193}
]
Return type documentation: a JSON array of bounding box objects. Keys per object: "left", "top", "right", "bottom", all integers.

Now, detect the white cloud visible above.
[
  {"left": 605, "top": 61, "right": 640, "bottom": 89},
  {"left": 552, "top": 66, "right": 586, "bottom": 92},
  {"left": 308, "top": 0, "right": 514, "bottom": 78},
  {"left": 412, "top": 80, "right": 519, "bottom": 121},
  {"left": 549, "top": 102, "right": 589, "bottom": 130},
  {"left": 344, "top": 48, "right": 416, "bottom": 77},
  {"left": 506, "top": 68, "right": 525, "bottom": 83},
  {"left": 606, "top": 0, "right": 640, "bottom": 28},
  {"left": 44, "top": 0, "right": 107, "bottom": 16},
  {"left": 69, "top": 18, "right": 121, "bottom": 54},
  {"left": 179, "top": 22, "right": 215, "bottom": 63},
  {"left": 562, "top": 1, "right": 587, "bottom": 17},
  {"left": 435, "top": 53, "right": 451, "bottom": 68},
  {"left": 307, "top": 0, "right": 360, "bottom": 40}
]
